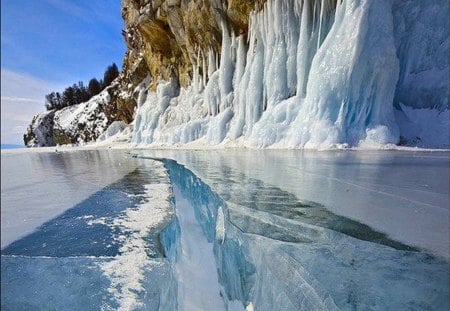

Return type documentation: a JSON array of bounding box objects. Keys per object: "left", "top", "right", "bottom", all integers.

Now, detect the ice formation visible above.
[
  {"left": 131, "top": 0, "right": 449, "bottom": 149},
  {"left": 159, "top": 157, "right": 449, "bottom": 310}
]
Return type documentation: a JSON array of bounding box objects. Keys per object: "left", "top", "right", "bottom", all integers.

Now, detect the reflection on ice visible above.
[
  {"left": 1, "top": 150, "right": 140, "bottom": 248},
  {"left": 221, "top": 176, "right": 416, "bottom": 251}
]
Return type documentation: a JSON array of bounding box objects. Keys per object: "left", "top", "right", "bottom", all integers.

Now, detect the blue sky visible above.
[{"left": 1, "top": 0, "right": 126, "bottom": 144}]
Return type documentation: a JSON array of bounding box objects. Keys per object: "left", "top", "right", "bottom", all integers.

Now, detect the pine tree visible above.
[
  {"left": 62, "top": 86, "right": 76, "bottom": 107},
  {"left": 45, "top": 92, "right": 56, "bottom": 110},
  {"left": 43, "top": 62, "right": 120, "bottom": 111},
  {"left": 88, "top": 78, "right": 102, "bottom": 97},
  {"left": 103, "top": 63, "right": 119, "bottom": 88}
]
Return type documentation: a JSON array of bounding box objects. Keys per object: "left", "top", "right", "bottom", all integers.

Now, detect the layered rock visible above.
[{"left": 120, "top": 0, "right": 267, "bottom": 89}]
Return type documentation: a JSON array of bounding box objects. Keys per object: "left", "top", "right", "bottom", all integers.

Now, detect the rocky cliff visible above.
[
  {"left": 25, "top": 0, "right": 449, "bottom": 148},
  {"left": 25, "top": 0, "right": 265, "bottom": 147},
  {"left": 120, "top": 0, "right": 268, "bottom": 89}
]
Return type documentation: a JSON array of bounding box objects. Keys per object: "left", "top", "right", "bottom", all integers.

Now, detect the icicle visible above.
[
  {"left": 296, "top": 0, "right": 312, "bottom": 97},
  {"left": 317, "top": 0, "right": 325, "bottom": 51},
  {"left": 219, "top": 20, "right": 235, "bottom": 111},
  {"left": 208, "top": 49, "right": 216, "bottom": 79},
  {"left": 233, "top": 35, "right": 247, "bottom": 90},
  {"left": 201, "top": 49, "right": 207, "bottom": 87}
]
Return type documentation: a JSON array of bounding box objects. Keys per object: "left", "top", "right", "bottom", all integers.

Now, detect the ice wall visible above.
[
  {"left": 393, "top": 0, "right": 449, "bottom": 111},
  {"left": 131, "top": 0, "right": 449, "bottom": 148}
]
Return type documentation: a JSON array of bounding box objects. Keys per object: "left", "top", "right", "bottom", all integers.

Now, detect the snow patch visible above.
[{"left": 98, "top": 161, "right": 173, "bottom": 311}]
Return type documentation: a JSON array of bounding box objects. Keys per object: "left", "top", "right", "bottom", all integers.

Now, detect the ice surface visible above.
[
  {"left": 0, "top": 150, "right": 139, "bottom": 248},
  {"left": 2, "top": 149, "right": 449, "bottom": 310},
  {"left": 139, "top": 149, "right": 450, "bottom": 260},
  {"left": 158, "top": 155, "right": 449, "bottom": 310},
  {"left": 170, "top": 185, "right": 226, "bottom": 311},
  {"left": 130, "top": 0, "right": 448, "bottom": 149},
  {"left": 1, "top": 152, "right": 176, "bottom": 310}
]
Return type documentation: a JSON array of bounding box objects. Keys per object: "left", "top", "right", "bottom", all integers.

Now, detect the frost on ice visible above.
[{"left": 131, "top": 0, "right": 449, "bottom": 149}]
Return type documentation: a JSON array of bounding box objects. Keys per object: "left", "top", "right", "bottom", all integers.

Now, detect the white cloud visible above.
[{"left": 1, "top": 70, "right": 64, "bottom": 145}]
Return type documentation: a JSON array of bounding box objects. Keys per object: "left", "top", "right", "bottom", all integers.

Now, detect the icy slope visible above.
[{"left": 132, "top": 0, "right": 449, "bottom": 149}]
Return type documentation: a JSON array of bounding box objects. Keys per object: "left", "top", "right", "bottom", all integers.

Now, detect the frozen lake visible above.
[{"left": 1, "top": 149, "right": 449, "bottom": 310}]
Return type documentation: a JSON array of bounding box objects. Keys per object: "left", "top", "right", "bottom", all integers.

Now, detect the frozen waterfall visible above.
[{"left": 131, "top": 0, "right": 449, "bottom": 149}]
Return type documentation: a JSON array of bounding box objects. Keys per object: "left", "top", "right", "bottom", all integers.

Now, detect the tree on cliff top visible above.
[
  {"left": 88, "top": 78, "right": 102, "bottom": 97},
  {"left": 102, "top": 63, "right": 119, "bottom": 88},
  {"left": 45, "top": 63, "right": 120, "bottom": 111}
]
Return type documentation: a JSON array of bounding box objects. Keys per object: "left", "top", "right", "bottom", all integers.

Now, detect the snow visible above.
[
  {"left": 99, "top": 167, "right": 173, "bottom": 311},
  {"left": 97, "top": 121, "right": 128, "bottom": 142},
  {"left": 25, "top": 86, "right": 118, "bottom": 147},
  {"left": 24, "top": 110, "right": 56, "bottom": 147},
  {"left": 53, "top": 89, "right": 111, "bottom": 144},
  {"left": 129, "top": 0, "right": 448, "bottom": 149}
]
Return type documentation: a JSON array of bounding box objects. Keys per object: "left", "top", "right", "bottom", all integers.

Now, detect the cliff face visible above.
[
  {"left": 24, "top": 0, "right": 264, "bottom": 147},
  {"left": 24, "top": 0, "right": 449, "bottom": 148},
  {"left": 120, "top": 0, "right": 264, "bottom": 89}
]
